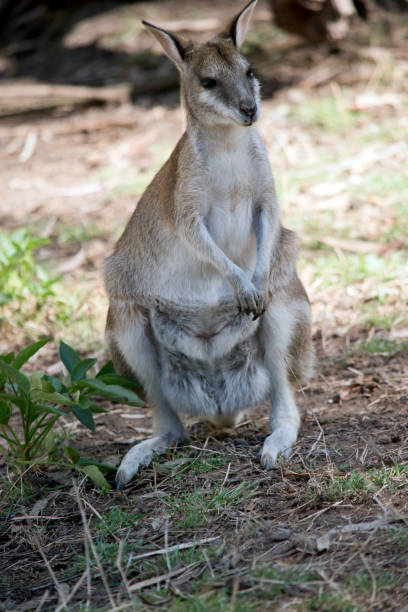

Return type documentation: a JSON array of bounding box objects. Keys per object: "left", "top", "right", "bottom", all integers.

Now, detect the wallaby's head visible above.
[{"left": 143, "top": 0, "right": 260, "bottom": 129}]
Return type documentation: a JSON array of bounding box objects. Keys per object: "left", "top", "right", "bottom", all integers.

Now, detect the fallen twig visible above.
[
  {"left": 130, "top": 536, "right": 220, "bottom": 561},
  {"left": 129, "top": 562, "right": 200, "bottom": 592}
]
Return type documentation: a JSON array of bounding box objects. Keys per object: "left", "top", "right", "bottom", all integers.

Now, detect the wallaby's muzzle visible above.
[{"left": 240, "top": 101, "right": 258, "bottom": 125}]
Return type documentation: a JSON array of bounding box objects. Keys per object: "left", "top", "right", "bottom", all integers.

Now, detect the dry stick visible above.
[
  {"left": 55, "top": 571, "right": 88, "bottom": 612},
  {"left": 115, "top": 540, "right": 133, "bottom": 603},
  {"left": 130, "top": 536, "right": 220, "bottom": 561},
  {"left": 164, "top": 516, "right": 171, "bottom": 584},
  {"left": 83, "top": 509, "right": 92, "bottom": 610},
  {"left": 298, "top": 499, "right": 344, "bottom": 527},
  {"left": 35, "top": 589, "right": 49, "bottom": 612},
  {"left": 230, "top": 575, "right": 240, "bottom": 607},
  {"left": 129, "top": 563, "right": 200, "bottom": 592},
  {"left": 73, "top": 481, "right": 116, "bottom": 609},
  {"left": 34, "top": 536, "right": 69, "bottom": 610},
  {"left": 82, "top": 497, "right": 104, "bottom": 521},
  {"left": 373, "top": 490, "right": 401, "bottom": 521},
  {"left": 202, "top": 549, "right": 215, "bottom": 578},
  {"left": 305, "top": 430, "right": 322, "bottom": 460},
  {"left": 221, "top": 462, "right": 231, "bottom": 489},
  {"left": 358, "top": 548, "right": 377, "bottom": 607},
  {"left": 330, "top": 527, "right": 379, "bottom": 584}
]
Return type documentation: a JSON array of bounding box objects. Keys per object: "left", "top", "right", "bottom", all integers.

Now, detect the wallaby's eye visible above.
[
  {"left": 246, "top": 68, "right": 255, "bottom": 79},
  {"left": 200, "top": 78, "right": 216, "bottom": 89}
]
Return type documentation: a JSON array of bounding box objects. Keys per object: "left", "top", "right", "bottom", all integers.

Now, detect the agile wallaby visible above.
[{"left": 104, "top": 0, "right": 313, "bottom": 489}]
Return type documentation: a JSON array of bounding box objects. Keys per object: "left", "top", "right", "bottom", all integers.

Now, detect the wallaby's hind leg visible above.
[
  {"left": 259, "top": 290, "right": 312, "bottom": 468},
  {"left": 106, "top": 308, "right": 185, "bottom": 489}
]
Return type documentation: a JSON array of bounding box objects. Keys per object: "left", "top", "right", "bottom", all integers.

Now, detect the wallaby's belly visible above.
[{"left": 150, "top": 306, "right": 270, "bottom": 418}]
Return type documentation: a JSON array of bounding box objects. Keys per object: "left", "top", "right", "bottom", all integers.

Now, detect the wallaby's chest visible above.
[{"left": 201, "top": 147, "right": 255, "bottom": 254}]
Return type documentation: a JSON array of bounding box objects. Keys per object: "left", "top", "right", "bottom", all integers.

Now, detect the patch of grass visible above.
[
  {"left": 0, "top": 229, "right": 69, "bottom": 326},
  {"left": 170, "top": 589, "right": 256, "bottom": 612},
  {"left": 381, "top": 203, "right": 408, "bottom": 247},
  {"left": 0, "top": 228, "right": 103, "bottom": 347},
  {"left": 361, "top": 306, "right": 402, "bottom": 332},
  {"left": 309, "top": 251, "right": 406, "bottom": 289},
  {"left": 56, "top": 223, "right": 104, "bottom": 246},
  {"left": 93, "top": 505, "right": 145, "bottom": 537},
  {"left": 310, "top": 464, "right": 408, "bottom": 502},
  {"left": 307, "top": 589, "right": 358, "bottom": 611},
  {"left": 348, "top": 568, "right": 398, "bottom": 594},
  {"left": 353, "top": 169, "right": 408, "bottom": 201},
  {"left": 292, "top": 92, "right": 358, "bottom": 134},
  {"left": 0, "top": 479, "right": 36, "bottom": 524},
  {"left": 166, "top": 482, "right": 256, "bottom": 530},
  {"left": 390, "top": 527, "right": 408, "bottom": 556},
  {"left": 111, "top": 170, "right": 155, "bottom": 197},
  {"left": 250, "top": 565, "right": 321, "bottom": 599},
  {"left": 157, "top": 455, "right": 229, "bottom": 478},
  {"left": 357, "top": 338, "right": 408, "bottom": 355}
]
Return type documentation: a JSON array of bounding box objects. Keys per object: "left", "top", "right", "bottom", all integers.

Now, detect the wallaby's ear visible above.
[
  {"left": 142, "top": 20, "right": 187, "bottom": 70},
  {"left": 226, "top": 0, "right": 258, "bottom": 49}
]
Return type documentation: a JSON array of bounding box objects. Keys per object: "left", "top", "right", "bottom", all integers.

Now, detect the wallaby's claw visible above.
[{"left": 236, "top": 284, "right": 266, "bottom": 318}]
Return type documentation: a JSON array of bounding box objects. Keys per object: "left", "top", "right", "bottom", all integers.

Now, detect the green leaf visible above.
[
  {"left": 64, "top": 446, "right": 80, "bottom": 464},
  {"left": 34, "top": 404, "right": 65, "bottom": 417},
  {"left": 31, "top": 390, "right": 76, "bottom": 407},
  {"left": 0, "top": 359, "right": 30, "bottom": 394},
  {"left": 71, "top": 405, "right": 95, "bottom": 432},
  {"left": 0, "top": 352, "right": 15, "bottom": 364},
  {"left": 76, "top": 458, "right": 116, "bottom": 472},
  {"left": 13, "top": 338, "right": 50, "bottom": 370},
  {"left": 78, "top": 379, "right": 144, "bottom": 406},
  {"left": 79, "top": 465, "right": 110, "bottom": 491},
  {"left": 96, "top": 360, "right": 115, "bottom": 377},
  {"left": 0, "top": 400, "right": 12, "bottom": 425},
  {"left": 96, "top": 373, "right": 143, "bottom": 391},
  {"left": 43, "top": 375, "right": 64, "bottom": 393},
  {"left": 59, "top": 341, "right": 80, "bottom": 374},
  {"left": 0, "top": 392, "right": 27, "bottom": 410},
  {"left": 30, "top": 372, "right": 43, "bottom": 390},
  {"left": 71, "top": 358, "right": 97, "bottom": 382},
  {"left": 0, "top": 292, "right": 12, "bottom": 305}
]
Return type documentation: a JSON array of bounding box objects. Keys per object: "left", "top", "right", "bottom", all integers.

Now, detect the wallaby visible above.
[{"left": 104, "top": 0, "right": 313, "bottom": 489}]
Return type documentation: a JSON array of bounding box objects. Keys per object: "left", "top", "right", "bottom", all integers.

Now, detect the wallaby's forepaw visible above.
[
  {"left": 258, "top": 429, "right": 297, "bottom": 470},
  {"left": 236, "top": 283, "right": 265, "bottom": 318}
]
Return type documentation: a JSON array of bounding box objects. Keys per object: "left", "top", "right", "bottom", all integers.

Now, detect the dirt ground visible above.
[{"left": 1, "top": 1, "right": 408, "bottom": 611}]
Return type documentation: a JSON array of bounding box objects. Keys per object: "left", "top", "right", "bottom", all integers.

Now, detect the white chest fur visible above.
[{"left": 201, "top": 134, "right": 256, "bottom": 266}]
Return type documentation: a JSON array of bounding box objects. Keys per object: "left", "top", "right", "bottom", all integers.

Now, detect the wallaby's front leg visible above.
[
  {"left": 179, "top": 212, "right": 265, "bottom": 316},
  {"left": 252, "top": 205, "right": 277, "bottom": 296},
  {"left": 108, "top": 310, "right": 185, "bottom": 489}
]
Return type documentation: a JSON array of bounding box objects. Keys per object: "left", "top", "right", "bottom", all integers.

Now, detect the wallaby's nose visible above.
[{"left": 240, "top": 102, "right": 257, "bottom": 120}]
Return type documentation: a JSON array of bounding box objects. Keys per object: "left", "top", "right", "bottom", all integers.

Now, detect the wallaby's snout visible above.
[{"left": 240, "top": 99, "right": 258, "bottom": 125}]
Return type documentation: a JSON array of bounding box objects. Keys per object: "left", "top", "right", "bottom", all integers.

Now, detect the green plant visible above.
[
  {"left": 0, "top": 228, "right": 79, "bottom": 334},
  {"left": 0, "top": 338, "right": 143, "bottom": 488},
  {"left": 0, "top": 229, "right": 57, "bottom": 307}
]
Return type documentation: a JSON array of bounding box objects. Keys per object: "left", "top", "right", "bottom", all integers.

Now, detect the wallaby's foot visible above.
[
  {"left": 116, "top": 433, "right": 184, "bottom": 490},
  {"left": 258, "top": 427, "right": 298, "bottom": 470}
]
